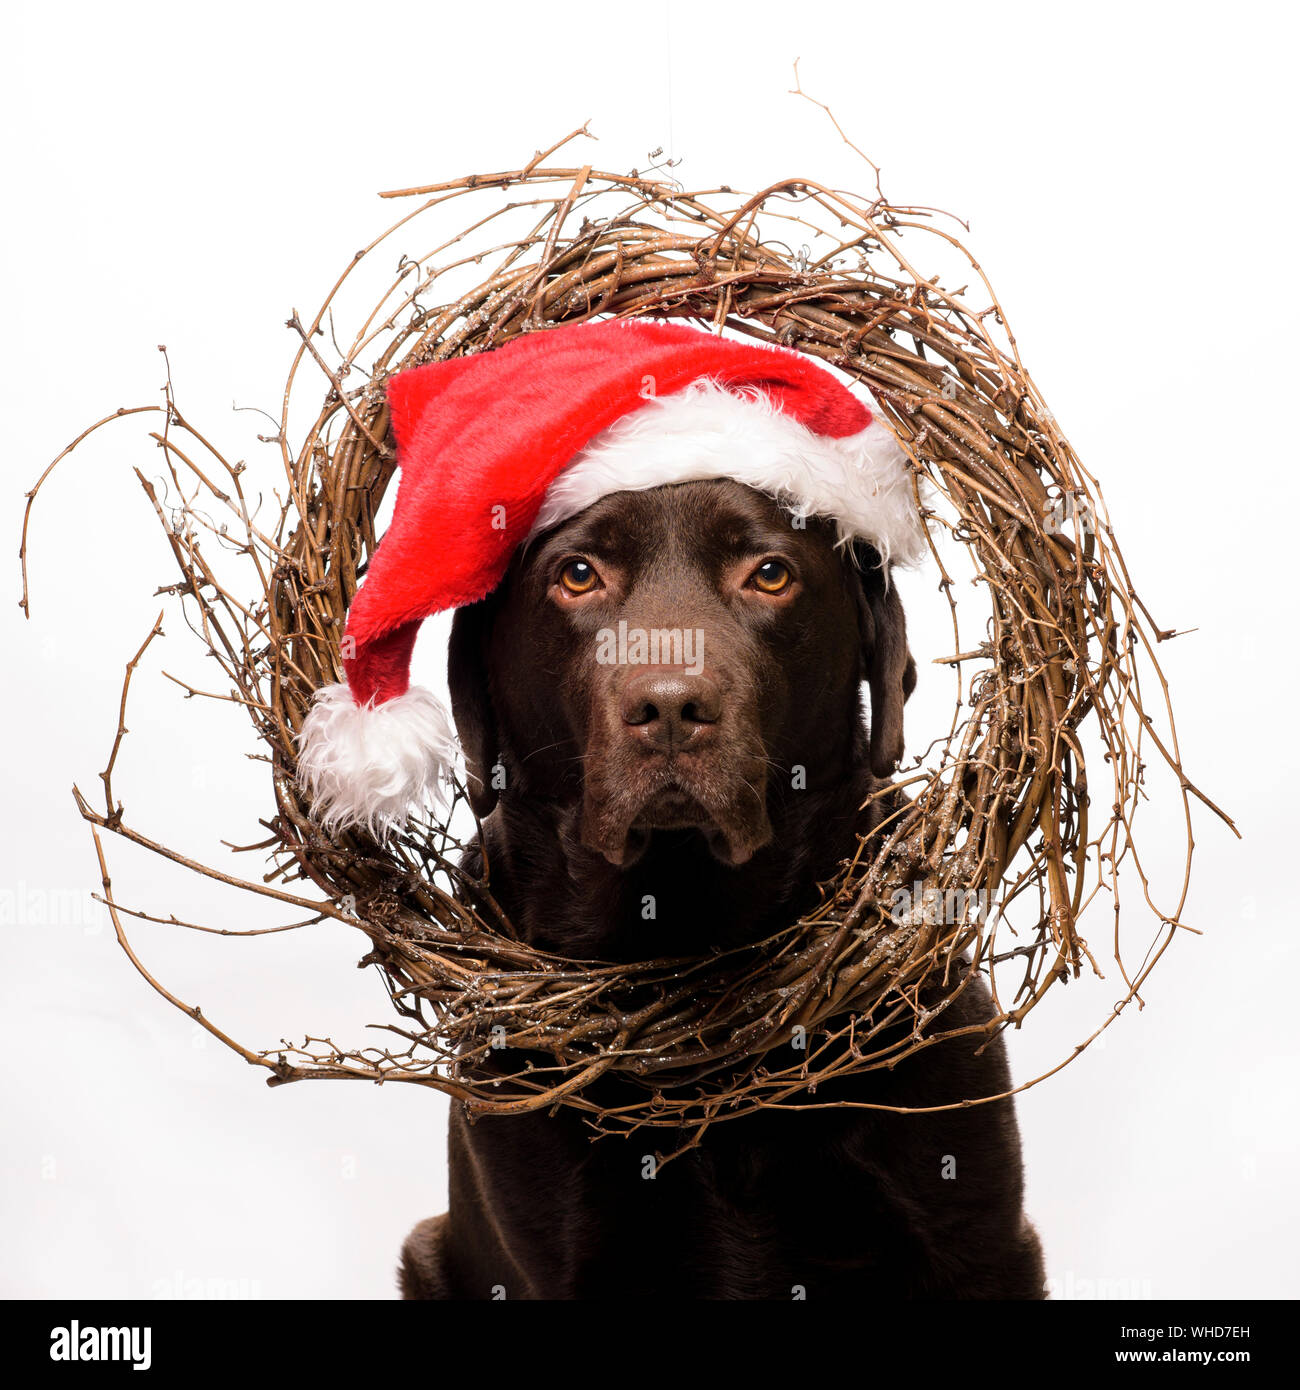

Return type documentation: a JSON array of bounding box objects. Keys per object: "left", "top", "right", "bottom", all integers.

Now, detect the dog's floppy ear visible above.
[
  {"left": 851, "top": 542, "right": 917, "bottom": 778},
  {"left": 447, "top": 596, "right": 500, "bottom": 818}
]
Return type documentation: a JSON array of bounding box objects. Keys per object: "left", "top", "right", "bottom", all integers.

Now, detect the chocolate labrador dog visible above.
[{"left": 398, "top": 477, "right": 1045, "bottom": 1300}]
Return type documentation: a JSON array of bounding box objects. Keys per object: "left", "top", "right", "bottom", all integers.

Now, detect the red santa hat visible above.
[{"left": 296, "top": 317, "right": 926, "bottom": 836}]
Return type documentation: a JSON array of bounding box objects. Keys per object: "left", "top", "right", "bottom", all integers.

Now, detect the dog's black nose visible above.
[{"left": 620, "top": 671, "right": 721, "bottom": 751}]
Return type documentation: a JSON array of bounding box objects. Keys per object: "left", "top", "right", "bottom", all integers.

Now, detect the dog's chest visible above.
[{"left": 453, "top": 1101, "right": 918, "bottom": 1299}]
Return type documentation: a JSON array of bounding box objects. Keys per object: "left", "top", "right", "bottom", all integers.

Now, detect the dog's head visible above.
[{"left": 448, "top": 479, "right": 915, "bottom": 877}]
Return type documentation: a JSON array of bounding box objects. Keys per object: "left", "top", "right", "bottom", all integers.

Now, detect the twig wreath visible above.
[{"left": 22, "top": 112, "right": 1234, "bottom": 1146}]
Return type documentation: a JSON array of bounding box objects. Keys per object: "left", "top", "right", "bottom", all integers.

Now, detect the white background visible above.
[{"left": 4, "top": 0, "right": 1295, "bottom": 1299}]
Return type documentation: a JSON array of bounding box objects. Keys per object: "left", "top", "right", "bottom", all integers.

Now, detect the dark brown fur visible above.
[{"left": 399, "top": 480, "right": 1045, "bottom": 1300}]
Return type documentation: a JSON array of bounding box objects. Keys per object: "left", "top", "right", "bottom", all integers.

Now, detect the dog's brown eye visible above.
[
  {"left": 749, "top": 559, "right": 792, "bottom": 594},
  {"left": 558, "top": 559, "right": 601, "bottom": 595}
]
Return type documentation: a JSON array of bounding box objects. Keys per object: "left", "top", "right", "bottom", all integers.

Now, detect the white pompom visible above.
[{"left": 294, "top": 683, "right": 460, "bottom": 838}]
